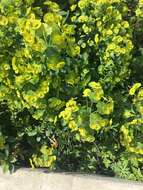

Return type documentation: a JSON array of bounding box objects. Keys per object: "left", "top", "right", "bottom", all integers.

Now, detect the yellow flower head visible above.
[{"left": 0, "top": 16, "right": 8, "bottom": 26}]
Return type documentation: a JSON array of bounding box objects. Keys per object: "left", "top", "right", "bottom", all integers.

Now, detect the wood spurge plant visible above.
[{"left": 0, "top": 0, "right": 143, "bottom": 181}]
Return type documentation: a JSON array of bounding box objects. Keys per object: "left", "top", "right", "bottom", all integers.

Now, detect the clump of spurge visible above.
[{"left": 60, "top": 82, "right": 114, "bottom": 142}]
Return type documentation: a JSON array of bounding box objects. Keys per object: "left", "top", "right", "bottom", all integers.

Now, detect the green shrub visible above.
[{"left": 0, "top": 0, "right": 143, "bottom": 181}]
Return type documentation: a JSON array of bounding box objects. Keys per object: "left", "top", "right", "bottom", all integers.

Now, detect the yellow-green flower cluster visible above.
[
  {"left": 59, "top": 98, "right": 95, "bottom": 142},
  {"left": 18, "top": 13, "right": 46, "bottom": 53},
  {"left": 78, "top": 0, "right": 121, "bottom": 10},
  {"left": 121, "top": 84, "right": 143, "bottom": 156},
  {"left": 90, "top": 113, "right": 109, "bottom": 131},
  {"left": 59, "top": 98, "right": 79, "bottom": 131},
  {"left": 22, "top": 78, "right": 50, "bottom": 109},
  {"left": 136, "top": 0, "right": 143, "bottom": 17},
  {"left": 30, "top": 146, "right": 56, "bottom": 168},
  {"left": 78, "top": 128, "right": 95, "bottom": 142},
  {"left": 83, "top": 82, "right": 104, "bottom": 102},
  {"left": 129, "top": 83, "right": 141, "bottom": 96},
  {"left": 132, "top": 85, "right": 143, "bottom": 115},
  {"left": 0, "top": 15, "right": 8, "bottom": 26},
  {"left": 120, "top": 118, "right": 143, "bottom": 155}
]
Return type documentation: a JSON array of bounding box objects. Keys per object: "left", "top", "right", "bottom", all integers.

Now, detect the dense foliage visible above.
[{"left": 0, "top": 0, "right": 143, "bottom": 181}]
